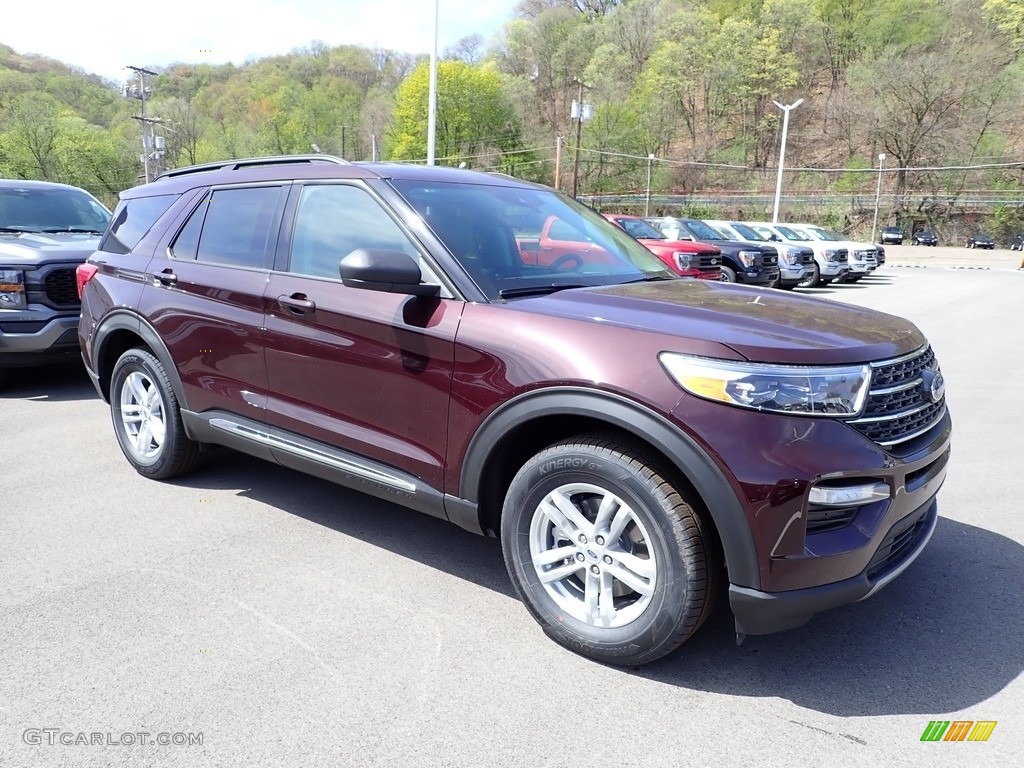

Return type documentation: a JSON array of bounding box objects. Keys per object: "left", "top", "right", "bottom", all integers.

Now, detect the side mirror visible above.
[{"left": 339, "top": 248, "right": 440, "bottom": 297}]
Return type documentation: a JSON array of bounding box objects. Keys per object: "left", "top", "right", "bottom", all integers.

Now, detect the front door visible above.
[{"left": 262, "top": 182, "right": 461, "bottom": 492}]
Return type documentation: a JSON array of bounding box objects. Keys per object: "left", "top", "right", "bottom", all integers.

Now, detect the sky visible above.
[{"left": 4, "top": 0, "right": 521, "bottom": 83}]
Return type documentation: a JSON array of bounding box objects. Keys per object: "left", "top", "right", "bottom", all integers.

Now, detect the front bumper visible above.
[
  {"left": 778, "top": 263, "right": 806, "bottom": 285},
  {"left": 0, "top": 314, "right": 80, "bottom": 367},
  {"left": 737, "top": 265, "right": 780, "bottom": 286},
  {"left": 819, "top": 261, "right": 848, "bottom": 279},
  {"left": 730, "top": 497, "right": 938, "bottom": 635}
]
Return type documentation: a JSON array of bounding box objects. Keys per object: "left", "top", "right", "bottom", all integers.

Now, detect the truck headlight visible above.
[
  {"left": 824, "top": 249, "right": 840, "bottom": 263},
  {"left": 672, "top": 252, "right": 692, "bottom": 270},
  {"left": 737, "top": 250, "right": 759, "bottom": 268},
  {"left": 660, "top": 353, "right": 871, "bottom": 416},
  {"left": 0, "top": 269, "right": 27, "bottom": 309}
]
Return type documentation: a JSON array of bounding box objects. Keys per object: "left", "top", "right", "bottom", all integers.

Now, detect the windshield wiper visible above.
[
  {"left": 499, "top": 284, "right": 592, "bottom": 299},
  {"left": 0, "top": 226, "right": 36, "bottom": 233},
  {"left": 37, "top": 227, "right": 105, "bottom": 234}
]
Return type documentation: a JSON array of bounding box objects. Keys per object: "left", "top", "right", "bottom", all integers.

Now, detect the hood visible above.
[
  {"left": 637, "top": 237, "right": 720, "bottom": 255},
  {"left": 699, "top": 238, "right": 776, "bottom": 255},
  {"left": 513, "top": 279, "right": 925, "bottom": 365},
  {"left": 0, "top": 231, "right": 100, "bottom": 265}
]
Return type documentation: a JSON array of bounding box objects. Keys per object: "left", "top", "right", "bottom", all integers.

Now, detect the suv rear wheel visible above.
[
  {"left": 110, "top": 348, "right": 201, "bottom": 479},
  {"left": 501, "top": 435, "right": 719, "bottom": 666}
]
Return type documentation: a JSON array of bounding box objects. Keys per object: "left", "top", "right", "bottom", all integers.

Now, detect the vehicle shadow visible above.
[
  {"left": 167, "top": 451, "right": 513, "bottom": 598},
  {"left": 0, "top": 361, "right": 97, "bottom": 402},
  {"left": 170, "top": 452, "right": 1022, "bottom": 717},
  {"left": 637, "top": 516, "right": 1024, "bottom": 717}
]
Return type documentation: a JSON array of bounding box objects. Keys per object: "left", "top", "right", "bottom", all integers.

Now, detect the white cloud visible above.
[{"left": 4, "top": 0, "right": 517, "bottom": 83}]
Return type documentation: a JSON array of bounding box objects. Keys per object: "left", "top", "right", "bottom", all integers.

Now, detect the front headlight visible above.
[
  {"left": 660, "top": 353, "right": 871, "bottom": 416},
  {"left": 780, "top": 251, "right": 797, "bottom": 266},
  {"left": 824, "top": 249, "right": 840, "bottom": 262},
  {"left": 672, "top": 252, "right": 692, "bottom": 270},
  {"left": 0, "top": 269, "right": 27, "bottom": 309},
  {"left": 737, "top": 250, "right": 759, "bottom": 268}
]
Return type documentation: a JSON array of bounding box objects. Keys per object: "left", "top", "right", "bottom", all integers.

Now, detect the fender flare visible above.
[
  {"left": 93, "top": 310, "right": 189, "bottom": 411},
  {"left": 459, "top": 387, "right": 760, "bottom": 589}
]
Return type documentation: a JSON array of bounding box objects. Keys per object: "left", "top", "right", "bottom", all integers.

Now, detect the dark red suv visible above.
[{"left": 77, "top": 156, "right": 951, "bottom": 666}]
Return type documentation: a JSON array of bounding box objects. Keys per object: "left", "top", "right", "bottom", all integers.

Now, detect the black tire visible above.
[
  {"left": 846, "top": 274, "right": 862, "bottom": 283},
  {"left": 720, "top": 265, "right": 738, "bottom": 283},
  {"left": 0, "top": 368, "right": 8, "bottom": 389},
  {"left": 549, "top": 253, "right": 583, "bottom": 271},
  {"left": 797, "top": 262, "right": 820, "bottom": 288},
  {"left": 500, "top": 435, "right": 720, "bottom": 666},
  {"left": 110, "top": 347, "right": 201, "bottom": 480}
]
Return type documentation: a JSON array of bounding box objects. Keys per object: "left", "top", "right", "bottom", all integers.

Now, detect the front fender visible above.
[{"left": 458, "top": 387, "right": 760, "bottom": 589}]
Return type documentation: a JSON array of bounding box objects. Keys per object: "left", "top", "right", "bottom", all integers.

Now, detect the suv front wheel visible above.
[
  {"left": 110, "top": 348, "right": 201, "bottom": 479},
  {"left": 501, "top": 435, "right": 719, "bottom": 666}
]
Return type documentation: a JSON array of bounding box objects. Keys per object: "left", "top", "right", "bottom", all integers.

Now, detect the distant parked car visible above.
[
  {"left": 912, "top": 230, "right": 938, "bottom": 246},
  {"left": 880, "top": 226, "right": 905, "bottom": 245},
  {"left": 965, "top": 233, "right": 995, "bottom": 249},
  {"left": 602, "top": 214, "right": 723, "bottom": 280},
  {"left": 1010, "top": 233, "right": 1024, "bottom": 251}
]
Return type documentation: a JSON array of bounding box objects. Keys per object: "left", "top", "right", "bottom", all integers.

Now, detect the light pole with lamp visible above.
[
  {"left": 871, "top": 152, "right": 886, "bottom": 244},
  {"left": 771, "top": 97, "right": 803, "bottom": 224},
  {"left": 427, "top": 0, "right": 439, "bottom": 165},
  {"left": 645, "top": 154, "right": 656, "bottom": 216}
]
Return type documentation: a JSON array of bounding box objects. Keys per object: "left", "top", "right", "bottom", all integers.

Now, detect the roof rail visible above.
[{"left": 155, "top": 154, "right": 349, "bottom": 180}]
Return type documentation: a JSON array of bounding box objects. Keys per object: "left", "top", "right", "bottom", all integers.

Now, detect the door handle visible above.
[
  {"left": 278, "top": 293, "right": 316, "bottom": 314},
  {"left": 153, "top": 268, "right": 177, "bottom": 287}
]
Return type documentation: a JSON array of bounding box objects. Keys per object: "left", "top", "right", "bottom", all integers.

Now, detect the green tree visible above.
[{"left": 388, "top": 61, "right": 523, "bottom": 164}]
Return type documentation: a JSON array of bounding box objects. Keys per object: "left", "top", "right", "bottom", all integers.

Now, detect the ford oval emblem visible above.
[{"left": 920, "top": 369, "right": 945, "bottom": 403}]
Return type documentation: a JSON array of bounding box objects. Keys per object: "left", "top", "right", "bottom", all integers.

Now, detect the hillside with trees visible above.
[{"left": 1, "top": 0, "right": 1022, "bottom": 237}]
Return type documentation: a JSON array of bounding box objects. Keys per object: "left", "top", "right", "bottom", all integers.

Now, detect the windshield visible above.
[
  {"left": 614, "top": 217, "right": 666, "bottom": 240},
  {"left": 803, "top": 226, "right": 842, "bottom": 242},
  {"left": 391, "top": 180, "right": 673, "bottom": 300},
  {"left": 773, "top": 225, "right": 813, "bottom": 242},
  {"left": 682, "top": 219, "right": 726, "bottom": 241},
  {"left": 730, "top": 223, "right": 768, "bottom": 242},
  {"left": 0, "top": 186, "right": 111, "bottom": 233}
]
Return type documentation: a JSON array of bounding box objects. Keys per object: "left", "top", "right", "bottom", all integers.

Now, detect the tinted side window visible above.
[
  {"left": 99, "top": 194, "right": 179, "bottom": 254},
  {"left": 193, "top": 187, "right": 283, "bottom": 269},
  {"left": 548, "top": 220, "right": 584, "bottom": 241},
  {"left": 288, "top": 184, "right": 419, "bottom": 280},
  {"left": 170, "top": 195, "right": 209, "bottom": 260}
]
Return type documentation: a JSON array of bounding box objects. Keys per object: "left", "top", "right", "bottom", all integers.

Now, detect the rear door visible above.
[
  {"left": 262, "top": 181, "right": 461, "bottom": 492},
  {"left": 139, "top": 183, "right": 287, "bottom": 416}
]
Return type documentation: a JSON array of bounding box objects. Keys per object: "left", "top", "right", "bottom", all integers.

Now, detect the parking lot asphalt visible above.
[{"left": 1, "top": 268, "right": 1021, "bottom": 767}]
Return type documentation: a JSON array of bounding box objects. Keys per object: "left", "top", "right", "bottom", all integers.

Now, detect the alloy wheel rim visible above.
[
  {"left": 119, "top": 371, "right": 167, "bottom": 461},
  {"left": 529, "top": 482, "right": 658, "bottom": 628}
]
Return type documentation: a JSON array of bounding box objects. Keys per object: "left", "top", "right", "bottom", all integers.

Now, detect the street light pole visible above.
[
  {"left": 771, "top": 98, "right": 803, "bottom": 224},
  {"left": 427, "top": 0, "right": 439, "bottom": 165},
  {"left": 645, "top": 154, "right": 655, "bottom": 217},
  {"left": 871, "top": 152, "right": 887, "bottom": 244}
]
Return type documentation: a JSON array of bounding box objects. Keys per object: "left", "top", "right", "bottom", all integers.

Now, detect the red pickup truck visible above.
[{"left": 603, "top": 214, "right": 723, "bottom": 279}]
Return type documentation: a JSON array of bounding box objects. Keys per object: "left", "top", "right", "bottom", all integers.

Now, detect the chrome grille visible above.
[{"left": 846, "top": 346, "right": 946, "bottom": 448}]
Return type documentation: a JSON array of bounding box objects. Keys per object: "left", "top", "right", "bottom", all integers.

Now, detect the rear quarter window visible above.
[{"left": 99, "top": 194, "right": 179, "bottom": 254}]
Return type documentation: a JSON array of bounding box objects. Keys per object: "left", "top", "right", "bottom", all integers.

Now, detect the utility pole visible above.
[
  {"left": 555, "top": 135, "right": 563, "bottom": 191},
  {"left": 570, "top": 79, "right": 594, "bottom": 198},
  {"left": 126, "top": 66, "right": 158, "bottom": 182},
  {"left": 341, "top": 126, "right": 347, "bottom": 160},
  {"left": 371, "top": 133, "right": 378, "bottom": 162}
]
